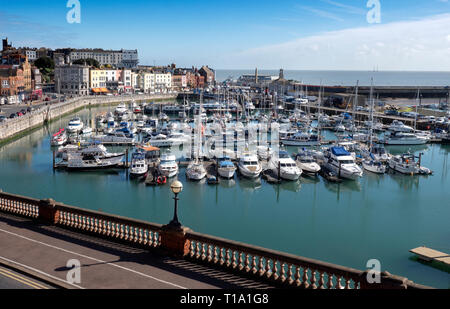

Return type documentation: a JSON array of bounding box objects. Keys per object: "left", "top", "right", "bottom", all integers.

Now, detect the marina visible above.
[{"left": 0, "top": 99, "right": 449, "bottom": 288}]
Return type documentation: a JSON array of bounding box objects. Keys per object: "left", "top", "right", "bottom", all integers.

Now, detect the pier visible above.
[{"left": 410, "top": 247, "right": 450, "bottom": 266}]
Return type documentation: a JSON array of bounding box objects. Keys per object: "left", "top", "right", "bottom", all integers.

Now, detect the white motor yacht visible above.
[
  {"left": 66, "top": 117, "right": 84, "bottom": 133},
  {"left": 238, "top": 153, "right": 262, "bottom": 179},
  {"left": 384, "top": 132, "right": 428, "bottom": 145},
  {"left": 388, "top": 120, "right": 414, "bottom": 133},
  {"left": 388, "top": 153, "right": 420, "bottom": 174},
  {"left": 295, "top": 150, "right": 321, "bottom": 175},
  {"left": 158, "top": 154, "right": 179, "bottom": 178},
  {"left": 114, "top": 103, "right": 128, "bottom": 115},
  {"left": 51, "top": 128, "right": 67, "bottom": 146},
  {"left": 129, "top": 151, "right": 148, "bottom": 178},
  {"left": 362, "top": 157, "right": 386, "bottom": 174},
  {"left": 268, "top": 151, "right": 302, "bottom": 181},
  {"left": 324, "top": 147, "right": 363, "bottom": 180},
  {"left": 217, "top": 157, "right": 236, "bottom": 179}
]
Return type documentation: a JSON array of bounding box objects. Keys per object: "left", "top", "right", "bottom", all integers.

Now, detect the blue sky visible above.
[{"left": 1, "top": 0, "right": 450, "bottom": 70}]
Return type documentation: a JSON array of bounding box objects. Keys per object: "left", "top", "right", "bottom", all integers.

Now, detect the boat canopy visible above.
[
  {"left": 220, "top": 161, "right": 234, "bottom": 167},
  {"left": 331, "top": 147, "right": 351, "bottom": 156}
]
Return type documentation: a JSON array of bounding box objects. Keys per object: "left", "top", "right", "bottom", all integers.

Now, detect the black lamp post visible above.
[{"left": 169, "top": 180, "right": 183, "bottom": 228}]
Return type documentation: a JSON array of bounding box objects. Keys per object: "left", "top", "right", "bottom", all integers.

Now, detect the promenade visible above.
[{"left": 0, "top": 212, "right": 272, "bottom": 289}]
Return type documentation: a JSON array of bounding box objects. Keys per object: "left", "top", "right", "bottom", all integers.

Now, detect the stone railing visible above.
[{"left": 0, "top": 191, "right": 432, "bottom": 289}]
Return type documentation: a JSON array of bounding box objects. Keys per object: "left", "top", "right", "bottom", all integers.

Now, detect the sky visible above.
[{"left": 1, "top": 0, "right": 450, "bottom": 70}]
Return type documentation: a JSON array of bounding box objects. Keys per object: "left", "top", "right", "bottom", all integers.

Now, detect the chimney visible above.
[{"left": 255, "top": 68, "right": 258, "bottom": 84}]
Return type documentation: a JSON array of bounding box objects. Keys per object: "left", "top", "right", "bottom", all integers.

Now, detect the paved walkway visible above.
[{"left": 0, "top": 213, "right": 271, "bottom": 289}]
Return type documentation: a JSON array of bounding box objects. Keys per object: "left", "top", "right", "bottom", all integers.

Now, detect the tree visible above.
[
  {"left": 73, "top": 58, "right": 100, "bottom": 68},
  {"left": 35, "top": 57, "right": 55, "bottom": 71}
]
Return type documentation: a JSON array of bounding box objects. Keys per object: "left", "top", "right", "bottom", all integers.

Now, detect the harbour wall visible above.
[{"left": 0, "top": 94, "right": 177, "bottom": 143}]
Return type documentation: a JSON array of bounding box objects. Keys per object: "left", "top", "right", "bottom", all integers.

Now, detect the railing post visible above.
[
  {"left": 160, "top": 225, "right": 192, "bottom": 258},
  {"left": 38, "top": 198, "right": 59, "bottom": 225}
]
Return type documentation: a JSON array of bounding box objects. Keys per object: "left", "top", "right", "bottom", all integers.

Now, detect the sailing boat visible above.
[
  {"left": 186, "top": 91, "right": 207, "bottom": 181},
  {"left": 363, "top": 79, "right": 386, "bottom": 174}
]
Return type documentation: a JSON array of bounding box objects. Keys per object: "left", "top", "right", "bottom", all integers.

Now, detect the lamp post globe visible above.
[
  {"left": 169, "top": 180, "right": 183, "bottom": 229},
  {"left": 171, "top": 180, "right": 183, "bottom": 195}
]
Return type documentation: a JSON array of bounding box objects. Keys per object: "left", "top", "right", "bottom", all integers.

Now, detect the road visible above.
[{"left": 0, "top": 265, "right": 53, "bottom": 289}]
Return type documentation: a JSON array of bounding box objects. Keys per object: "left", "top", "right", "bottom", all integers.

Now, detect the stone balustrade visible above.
[{"left": 0, "top": 191, "right": 431, "bottom": 289}]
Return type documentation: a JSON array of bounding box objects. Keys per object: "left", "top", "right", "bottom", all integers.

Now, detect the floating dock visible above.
[{"left": 410, "top": 246, "right": 450, "bottom": 266}]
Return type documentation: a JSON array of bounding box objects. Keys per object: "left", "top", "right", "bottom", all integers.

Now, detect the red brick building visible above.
[{"left": 0, "top": 66, "right": 25, "bottom": 96}]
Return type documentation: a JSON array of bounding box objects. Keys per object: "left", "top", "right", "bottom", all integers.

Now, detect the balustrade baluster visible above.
[
  {"left": 138, "top": 228, "right": 143, "bottom": 244},
  {"left": 302, "top": 268, "right": 310, "bottom": 289},
  {"left": 272, "top": 261, "right": 279, "bottom": 281},
  {"left": 219, "top": 247, "right": 224, "bottom": 265},
  {"left": 94, "top": 218, "right": 98, "bottom": 233},
  {"left": 133, "top": 227, "right": 138, "bottom": 242},
  {"left": 265, "top": 259, "right": 272, "bottom": 279},
  {"left": 251, "top": 256, "right": 257, "bottom": 275},
  {"left": 143, "top": 230, "right": 148, "bottom": 245},
  {"left": 336, "top": 276, "right": 343, "bottom": 289},
  {"left": 207, "top": 244, "right": 212, "bottom": 262},
  {"left": 258, "top": 257, "right": 265, "bottom": 276},
  {"left": 213, "top": 246, "right": 218, "bottom": 264},
  {"left": 231, "top": 251, "right": 237, "bottom": 269},
  {"left": 280, "top": 263, "right": 287, "bottom": 283},
  {"left": 245, "top": 254, "right": 250, "bottom": 273},
  {"left": 345, "top": 277, "right": 351, "bottom": 289},
  {"left": 226, "top": 249, "right": 231, "bottom": 267},
  {"left": 238, "top": 252, "right": 244, "bottom": 271},
  {"left": 311, "top": 270, "right": 317, "bottom": 289},
  {"left": 201, "top": 243, "right": 206, "bottom": 261},
  {"left": 318, "top": 271, "right": 325, "bottom": 289},
  {"left": 295, "top": 266, "right": 301, "bottom": 287},
  {"left": 152, "top": 232, "right": 158, "bottom": 247},
  {"left": 326, "top": 273, "right": 334, "bottom": 289},
  {"left": 106, "top": 221, "right": 111, "bottom": 236}
]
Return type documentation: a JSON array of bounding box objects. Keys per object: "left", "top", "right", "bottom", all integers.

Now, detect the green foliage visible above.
[
  {"left": 73, "top": 58, "right": 100, "bottom": 68},
  {"left": 34, "top": 57, "right": 55, "bottom": 71}
]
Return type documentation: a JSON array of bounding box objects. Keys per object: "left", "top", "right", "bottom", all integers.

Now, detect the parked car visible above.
[
  {"left": 9, "top": 113, "right": 17, "bottom": 118},
  {"left": 0, "top": 115, "right": 6, "bottom": 122},
  {"left": 16, "top": 111, "right": 23, "bottom": 117},
  {"left": 27, "top": 106, "right": 35, "bottom": 113},
  {"left": 384, "top": 110, "right": 399, "bottom": 116},
  {"left": 45, "top": 97, "right": 50, "bottom": 101},
  {"left": 20, "top": 109, "right": 27, "bottom": 115}
]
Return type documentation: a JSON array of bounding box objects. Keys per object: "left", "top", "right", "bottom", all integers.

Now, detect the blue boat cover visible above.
[
  {"left": 220, "top": 161, "right": 234, "bottom": 167},
  {"left": 331, "top": 147, "right": 351, "bottom": 156}
]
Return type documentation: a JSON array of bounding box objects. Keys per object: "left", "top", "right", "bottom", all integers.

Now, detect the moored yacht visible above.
[
  {"left": 324, "top": 147, "right": 363, "bottom": 180},
  {"left": 268, "top": 151, "right": 302, "bottom": 181},
  {"left": 217, "top": 157, "right": 236, "bottom": 179},
  {"left": 238, "top": 153, "right": 262, "bottom": 179},
  {"left": 51, "top": 128, "right": 67, "bottom": 146},
  {"left": 129, "top": 151, "right": 148, "bottom": 178},
  {"left": 384, "top": 132, "right": 428, "bottom": 145},
  {"left": 158, "top": 154, "right": 179, "bottom": 178},
  {"left": 66, "top": 117, "right": 84, "bottom": 133},
  {"left": 295, "top": 150, "right": 321, "bottom": 175},
  {"left": 186, "top": 159, "right": 207, "bottom": 181}
]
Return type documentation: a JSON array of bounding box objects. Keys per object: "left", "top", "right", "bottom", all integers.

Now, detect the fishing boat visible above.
[
  {"left": 158, "top": 154, "right": 179, "bottom": 178},
  {"left": 238, "top": 153, "right": 262, "bottom": 179},
  {"left": 66, "top": 117, "right": 84, "bottom": 133},
  {"left": 51, "top": 128, "right": 67, "bottom": 146},
  {"left": 217, "top": 157, "right": 236, "bottom": 179},
  {"left": 324, "top": 147, "right": 363, "bottom": 180},
  {"left": 129, "top": 151, "right": 148, "bottom": 178},
  {"left": 268, "top": 151, "right": 302, "bottom": 181}
]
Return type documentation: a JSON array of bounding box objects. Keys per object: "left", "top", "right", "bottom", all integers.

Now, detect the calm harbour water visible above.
[
  {"left": 0, "top": 105, "right": 449, "bottom": 288},
  {"left": 216, "top": 69, "right": 450, "bottom": 87}
]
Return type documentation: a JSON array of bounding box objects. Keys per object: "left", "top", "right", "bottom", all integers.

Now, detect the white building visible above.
[
  {"left": 54, "top": 64, "right": 90, "bottom": 96},
  {"left": 121, "top": 50, "right": 139, "bottom": 69},
  {"left": 138, "top": 72, "right": 172, "bottom": 93},
  {"left": 69, "top": 49, "right": 138, "bottom": 68},
  {"left": 24, "top": 50, "right": 37, "bottom": 61}
]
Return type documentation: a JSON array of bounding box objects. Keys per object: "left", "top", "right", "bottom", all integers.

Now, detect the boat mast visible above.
[
  {"left": 369, "top": 78, "right": 374, "bottom": 152},
  {"left": 414, "top": 88, "right": 420, "bottom": 133}
]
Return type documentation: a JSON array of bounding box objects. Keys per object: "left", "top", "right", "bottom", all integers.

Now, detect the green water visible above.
[{"left": 0, "top": 106, "right": 449, "bottom": 288}]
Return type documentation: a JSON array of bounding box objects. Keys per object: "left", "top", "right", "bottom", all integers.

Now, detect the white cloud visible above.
[{"left": 221, "top": 14, "right": 450, "bottom": 71}]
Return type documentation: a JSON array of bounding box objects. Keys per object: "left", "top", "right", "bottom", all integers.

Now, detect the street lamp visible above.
[{"left": 169, "top": 180, "right": 183, "bottom": 228}]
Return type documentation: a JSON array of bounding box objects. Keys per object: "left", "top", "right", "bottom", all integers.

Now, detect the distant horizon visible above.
[{"left": 1, "top": 1, "right": 450, "bottom": 71}]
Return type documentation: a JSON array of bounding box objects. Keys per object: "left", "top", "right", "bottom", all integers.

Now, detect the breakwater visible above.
[{"left": 0, "top": 93, "right": 177, "bottom": 143}]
